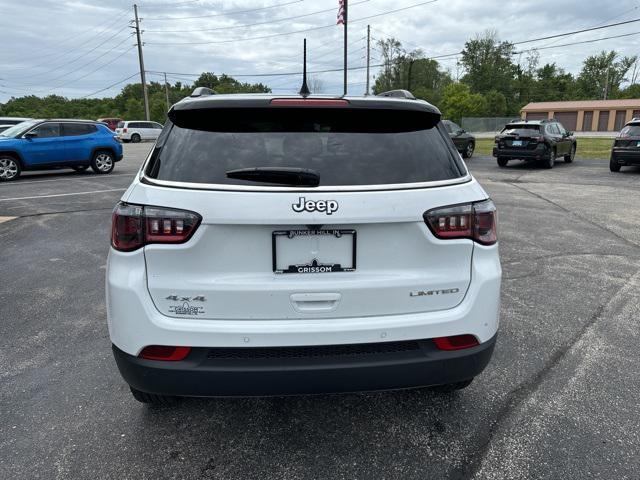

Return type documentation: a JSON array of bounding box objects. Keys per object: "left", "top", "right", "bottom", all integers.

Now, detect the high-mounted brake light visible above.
[
  {"left": 111, "top": 202, "right": 201, "bottom": 251},
  {"left": 424, "top": 200, "right": 498, "bottom": 245},
  {"left": 270, "top": 99, "right": 349, "bottom": 107},
  {"left": 139, "top": 345, "right": 191, "bottom": 361},
  {"left": 433, "top": 335, "right": 479, "bottom": 351}
]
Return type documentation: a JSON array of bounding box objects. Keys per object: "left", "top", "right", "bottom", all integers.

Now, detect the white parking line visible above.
[
  {"left": 0, "top": 216, "right": 16, "bottom": 223},
  {"left": 0, "top": 188, "right": 126, "bottom": 202},
  {"left": 0, "top": 173, "right": 133, "bottom": 186}
]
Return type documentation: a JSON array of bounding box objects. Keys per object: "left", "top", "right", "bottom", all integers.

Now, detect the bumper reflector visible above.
[
  {"left": 139, "top": 345, "right": 191, "bottom": 361},
  {"left": 433, "top": 335, "right": 479, "bottom": 351}
]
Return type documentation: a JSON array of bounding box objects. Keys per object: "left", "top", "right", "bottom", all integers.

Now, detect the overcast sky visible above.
[{"left": 1, "top": 0, "right": 638, "bottom": 102}]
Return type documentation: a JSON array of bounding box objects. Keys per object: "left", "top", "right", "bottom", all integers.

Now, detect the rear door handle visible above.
[{"left": 290, "top": 293, "right": 341, "bottom": 313}]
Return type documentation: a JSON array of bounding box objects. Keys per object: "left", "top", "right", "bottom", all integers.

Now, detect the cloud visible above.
[{"left": 1, "top": 0, "right": 638, "bottom": 101}]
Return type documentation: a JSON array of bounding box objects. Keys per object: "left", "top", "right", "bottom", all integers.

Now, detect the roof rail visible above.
[
  {"left": 190, "top": 87, "right": 216, "bottom": 98},
  {"left": 376, "top": 89, "right": 416, "bottom": 100}
]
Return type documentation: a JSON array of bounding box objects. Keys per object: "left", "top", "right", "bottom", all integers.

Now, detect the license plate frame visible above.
[{"left": 272, "top": 229, "right": 357, "bottom": 274}]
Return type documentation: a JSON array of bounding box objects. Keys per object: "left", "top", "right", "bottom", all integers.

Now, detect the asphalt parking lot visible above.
[{"left": 1, "top": 144, "right": 639, "bottom": 479}]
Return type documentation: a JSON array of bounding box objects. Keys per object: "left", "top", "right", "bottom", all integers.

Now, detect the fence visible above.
[{"left": 461, "top": 117, "right": 521, "bottom": 133}]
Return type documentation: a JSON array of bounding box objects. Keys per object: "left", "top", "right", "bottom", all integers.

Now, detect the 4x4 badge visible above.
[{"left": 292, "top": 197, "right": 339, "bottom": 215}]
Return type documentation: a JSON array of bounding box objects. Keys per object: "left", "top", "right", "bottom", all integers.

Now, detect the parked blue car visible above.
[{"left": 0, "top": 119, "right": 123, "bottom": 181}]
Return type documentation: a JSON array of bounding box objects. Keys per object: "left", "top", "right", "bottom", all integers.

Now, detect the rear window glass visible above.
[
  {"left": 620, "top": 125, "right": 640, "bottom": 136},
  {"left": 147, "top": 108, "right": 464, "bottom": 187},
  {"left": 117, "top": 122, "right": 125, "bottom": 128},
  {"left": 501, "top": 124, "right": 540, "bottom": 136}
]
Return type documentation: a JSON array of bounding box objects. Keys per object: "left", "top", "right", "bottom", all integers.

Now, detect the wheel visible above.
[
  {"left": 72, "top": 165, "right": 89, "bottom": 172},
  {"left": 610, "top": 157, "right": 621, "bottom": 172},
  {"left": 90, "top": 150, "right": 115, "bottom": 174},
  {"left": 430, "top": 378, "right": 473, "bottom": 393},
  {"left": 564, "top": 144, "right": 576, "bottom": 163},
  {"left": 497, "top": 157, "right": 508, "bottom": 167},
  {"left": 0, "top": 155, "right": 21, "bottom": 181},
  {"left": 462, "top": 141, "right": 475, "bottom": 159},
  {"left": 130, "top": 133, "right": 141, "bottom": 143},
  {"left": 543, "top": 148, "right": 555, "bottom": 169},
  {"left": 130, "top": 387, "right": 179, "bottom": 406}
]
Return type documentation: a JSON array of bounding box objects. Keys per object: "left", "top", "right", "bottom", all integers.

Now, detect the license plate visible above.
[
  {"left": 512, "top": 140, "right": 523, "bottom": 147},
  {"left": 272, "top": 229, "right": 356, "bottom": 274}
]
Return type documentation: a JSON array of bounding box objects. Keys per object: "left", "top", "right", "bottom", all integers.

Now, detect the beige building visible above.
[{"left": 520, "top": 99, "right": 640, "bottom": 132}]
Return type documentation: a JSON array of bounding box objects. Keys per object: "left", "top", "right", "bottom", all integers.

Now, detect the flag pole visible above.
[{"left": 343, "top": 0, "right": 348, "bottom": 96}]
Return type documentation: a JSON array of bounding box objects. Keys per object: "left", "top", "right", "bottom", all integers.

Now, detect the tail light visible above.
[
  {"left": 111, "top": 202, "right": 201, "bottom": 251},
  {"left": 424, "top": 199, "right": 497, "bottom": 245},
  {"left": 139, "top": 345, "right": 191, "bottom": 361},
  {"left": 433, "top": 334, "right": 479, "bottom": 351},
  {"left": 535, "top": 136, "right": 545, "bottom": 142},
  {"left": 123, "top": 128, "right": 128, "bottom": 133}
]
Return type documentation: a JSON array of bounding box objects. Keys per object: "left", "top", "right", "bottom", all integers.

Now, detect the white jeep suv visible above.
[{"left": 106, "top": 90, "right": 501, "bottom": 404}]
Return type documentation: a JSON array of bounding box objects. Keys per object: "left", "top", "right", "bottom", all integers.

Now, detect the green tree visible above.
[
  {"left": 576, "top": 51, "right": 638, "bottom": 99},
  {"left": 460, "top": 30, "right": 516, "bottom": 107},
  {"left": 484, "top": 90, "right": 507, "bottom": 116},
  {"left": 532, "top": 63, "right": 576, "bottom": 102},
  {"left": 440, "top": 83, "right": 487, "bottom": 124}
]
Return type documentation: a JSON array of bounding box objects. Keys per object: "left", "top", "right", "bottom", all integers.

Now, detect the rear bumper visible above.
[
  {"left": 611, "top": 150, "right": 640, "bottom": 165},
  {"left": 112, "top": 334, "right": 497, "bottom": 396},
  {"left": 493, "top": 146, "right": 548, "bottom": 160}
]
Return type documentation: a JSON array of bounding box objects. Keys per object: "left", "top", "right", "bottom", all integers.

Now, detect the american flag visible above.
[{"left": 337, "top": 0, "right": 346, "bottom": 24}]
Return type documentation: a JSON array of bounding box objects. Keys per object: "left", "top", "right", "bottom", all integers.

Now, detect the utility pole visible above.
[
  {"left": 407, "top": 58, "right": 415, "bottom": 91},
  {"left": 133, "top": 4, "right": 150, "bottom": 121},
  {"left": 365, "top": 25, "right": 370, "bottom": 95},
  {"left": 163, "top": 72, "right": 170, "bottom": 113},
  {"left": 603, "top": 68, "right": 610, "bottom": 100}
]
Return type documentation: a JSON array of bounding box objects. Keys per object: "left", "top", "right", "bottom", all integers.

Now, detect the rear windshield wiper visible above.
[{"left": 226, "top": 167, "right": 320, "bottom": 187}]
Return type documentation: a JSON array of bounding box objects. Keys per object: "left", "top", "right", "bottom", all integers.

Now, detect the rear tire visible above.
[
  {"left": 543, "top": 148, "right": 555, "bottom": 169},
  {"left": 130, "top": 387, "right": 180, "bottom": 406},
  {"left": 0, "top": 155, "right": 21, "bottom": 181},
  {"left": 430, "top": 378, "right": 473, "bottom": 393},
  {"left": 131, "top": 133, "right": 141, "bottom": 143},
  {"left": 90, "top": 150, "right": 115, "bottom": 174},
  {"left": 564, "top": 144, "right": 576, "bottom": 163},
  {"left": 462, "top": 141, "right": 475, "bottom": 159},
  {"left": 497, "top": 157, "right": 508, "bottom": 167},
  {"left": 610, "top": 157, "right": 621, "bottom": 172}
]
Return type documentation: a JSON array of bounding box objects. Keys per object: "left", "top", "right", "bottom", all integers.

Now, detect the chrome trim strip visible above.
[{"left": 138, "top": 172, "right": 473, "bottom": 192}]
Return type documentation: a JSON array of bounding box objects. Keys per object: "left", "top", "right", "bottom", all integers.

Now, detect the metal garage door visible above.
[
  {"left": 633, "top": 110, "right": 640, "bottom": 119},
  {"left": 554, "top": 111, "right": 578, "bottom": 131},
  {"left": 597, "top": 111, "right": 610, "bottom": 131},
  {"left": 614, "top": 110, "right": 627, "bottom": 131},
  {"left": 582, "top": 111, "right": 593, "bottom": 131},
  {"left": 526, "top": 112, "right": 548, "bottom": 121}
]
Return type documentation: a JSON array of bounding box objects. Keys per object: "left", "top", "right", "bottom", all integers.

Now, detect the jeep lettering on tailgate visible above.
[{"left": 292, "top": 197, "right": 339, "bottom": 215}]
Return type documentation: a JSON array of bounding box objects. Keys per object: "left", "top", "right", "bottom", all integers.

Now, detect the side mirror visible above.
[{"left": 24, "top": 131, "right": 37, "bottom": 139}]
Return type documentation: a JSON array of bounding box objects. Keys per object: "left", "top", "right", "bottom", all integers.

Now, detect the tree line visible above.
[
  {"left": 1, "top": 31, "right": 639, "bottom": 124},
  {"left": 373, "top": 30, "right": 640, "bottom": 123},
  {"left": 0, "top": 73, "right": 271, "bottom": 124}
]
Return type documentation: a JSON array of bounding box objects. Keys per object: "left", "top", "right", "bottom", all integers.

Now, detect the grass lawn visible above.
[{"left": 475, "top": 137, "right": 614, "bottom": 160}]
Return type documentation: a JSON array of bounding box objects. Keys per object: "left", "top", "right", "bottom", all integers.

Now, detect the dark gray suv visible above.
[{"left": 442, "top": 120, "right": 475, "bottom": 158}]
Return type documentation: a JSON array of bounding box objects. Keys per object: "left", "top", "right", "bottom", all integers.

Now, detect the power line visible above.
[
  {"left": 146, "top": 1, "right": 369, "bottom": 33},
  {"left": 5, "top": 24, "right": 132, "bottom": 79},
  {"left": 80, "top": 72, "right": 141, "bottom": 99},
  {"left": 5, "top": 9, "right": 131, "bottom": 66},
  {"left": 143, "top": 0, "right": 304, "bottom": 21},
  {"left": 145, "top": 0, "right": 439, "bottom": 45}
]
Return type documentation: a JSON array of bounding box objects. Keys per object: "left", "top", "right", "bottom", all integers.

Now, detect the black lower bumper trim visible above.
[
  {"left": 612, "top": 151, "right": 640, "bottom": 165},
  {"left": 112, "top": 334, "right": 497, "bottom": 397}
]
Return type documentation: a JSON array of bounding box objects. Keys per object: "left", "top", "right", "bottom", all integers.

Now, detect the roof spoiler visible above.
[
  {"left": 376, "top": 89, "right": 416, "bottom": 100},
  {"left": 190, "top": 87, "right": 216, "bottom": 98}
]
